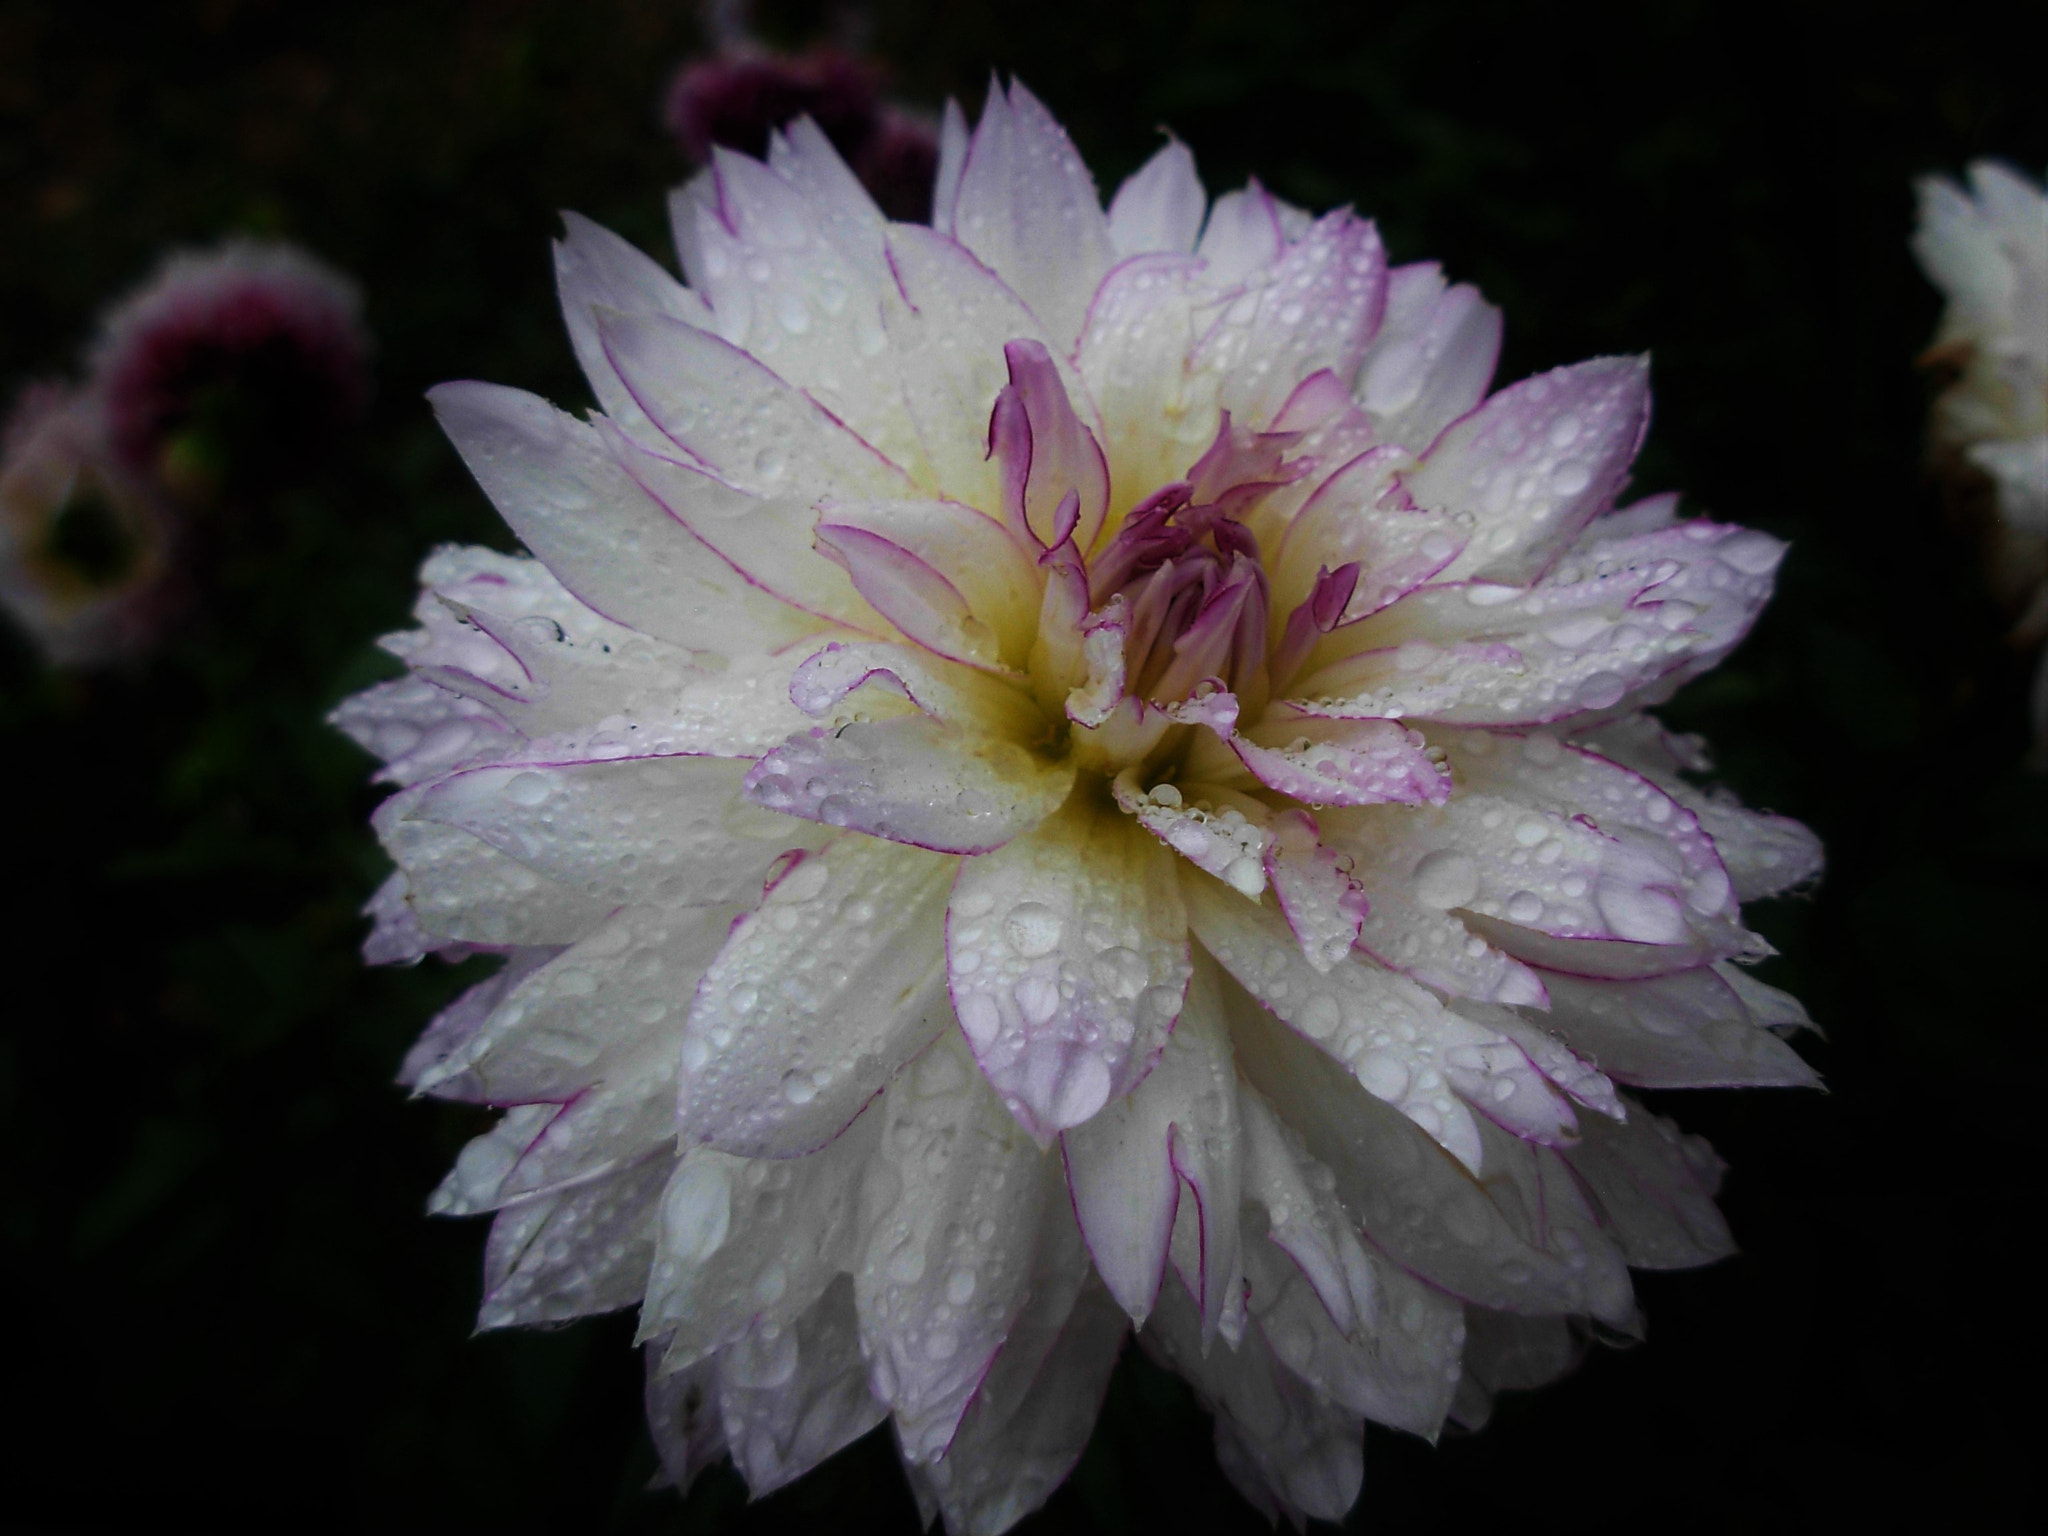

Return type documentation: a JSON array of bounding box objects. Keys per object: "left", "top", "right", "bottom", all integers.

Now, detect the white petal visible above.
[
  {"left": 478, "top": 1153, "right": 671, "bottom": 1329},
  {"left": 932, "top": 98, "right": 969, "bottom": 235},
  {"left": 947, "top": 798, "right": 1194, "bottom": 1141},
  {"left": 413, "top": 752, "right": 826, "bottom": 910},
  {"left": 1112, "top": 770, "right": 1272, "bottom": 897},
  {"left": 1140, "top": 1277, "right": 1363, "bottom": 1526},
  {"left": 643, "top": 1111, "right": 879, "bottom": 1369},
  {"left": 1230, "top": 714, "right": 1450, "bottom": 807},
  {"left": 680, "top": 836, "right": 955, "bottom": 1156},
  {"left": 854, "top": 1033, "right": 1058, "bottom": 1463},
  {"left": 1261, "top": 810, "right": 1369, "bottom": 972},
  {"left": 1195, "top": 183, "right": 1287, "bottom": 287},
  {"left": 1563, "top": 1099, "right": 1734, "bottom": 1269},
  {"left": 553, "top": 212, "right": 711, "bottom": 434},
  {"left": 1449, "top": 1309, "right": 1585, "bottom": 1432},
  {"left": 1222, "top": 986, "right": 1604, "bottom": 1314},
  {"left": 398, "top": 947, "right": 559, "bottom": 1099},
  {"left": 373, "top": 790, "right": 610, "bottom": 948},
  {"left": 414, "top": 902, "right": 734, "bottom": 1104},
  {"left": 1346, "top": 876, "right": 1549, "bottom": 1005},
  {"left": 1075, "top": 254, "right": 1219, "bottom": 499},
  {"left": 1353, "top": 262, "right": 1503, "bottom": 454},
  {"left": 747, "top": 716, "right": 1075, "bottom": 856},
  {"left": 330, "top": 674, "right": 515, "bottom": 789},
  {"left": 428, "top": 381, "right": 818, "bottom": 654},
  {"left": 1107, "top": 137, "right": 1207, "bottom": 257},
  {"left": 1468, "top": 1118, "right": 1638, "bottom": 1327},
  {"left": 1415, "top": 355, "right": 1652, "bottom": 585},
  {"left": 1062, "top": 955, "right": 1241, "bottom": 1332},
  {"left": 950, "top": 80, "right": 1118, "bottom": 351},
  {"left": 643, "top": 1349, "right": 727, "bottom": 1496},
  {"left": 815, "top": 497, "right": 1041, "bottom": 668},
  {"left": 716, "top": 1276, "right": 887, "bottom": 1497},
  {"left": 1535, "top": 966, "right": 1820, "bottom": 1089}
]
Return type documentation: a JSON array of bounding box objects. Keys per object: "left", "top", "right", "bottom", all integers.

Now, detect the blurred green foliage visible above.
[{"left": 1, "top": 0, "right": 2042, "bottom": 1528}]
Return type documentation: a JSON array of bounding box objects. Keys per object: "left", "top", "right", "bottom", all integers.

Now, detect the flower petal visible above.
[
  {"left": 643, "top": 1111, "right": 879, "bottom": 1369},
  {"left": 1261, "top": 809, "right": 1370, "bottom": 971},
  {"left": 1269, "top": 447, "right": 1463, "bottom": 629},
  {"left": 1195, "top": 182, "right": 1287, "bottom": 287},
  {"left": 989, "top": 339, "right": 1111, "bottom": 553},
  {"left": 1222, "top": 986, "right": 1603, "bottom": 1314},
  {"left": 1230, "top": 714, "right": 1451, "bottom": 807},
  {"left": 1563, "top": 1100, "right": 1734, "bottom": 1269},
  {"left": 947, "top": 798, "right": 1194, "bottom": 1141},
  {"left": 746, "top": 717, "right": 1074, "bottom": 856},
  {"left": 553, "top": 212, "right": 712, "bottom": 434},
  {"left": 1075, "top": 254, "right": 1218, "bottom": 498},
  {"left": 373, "top": 790, "right": 611, "bottom": 948},
  {"left": 1449, "top": 1310, "right": 1585, "bottom": 1433},
  {"left": 1112, "top": 770, "right": 1272, "bottom": 897},
  {"left": 643, "top": 1349, "right": 726, "bottom": 1496},
  {"left": 597, "top": 307, "right": 913, "bottom": 499},
  {"left": 817, "top": 496, "right": 1042, "bottom": 667},
  {"left": 716, "top": 1276, "right": 887, "bottom": 1497},
  {"left": 680, "top": 837, "right": 955, "bottom": 1156},
  {"left": 1062, "top": 954, "right": 1242, "bottom": 1333},
  {"left": 478, "top": 1152, "right": 671, "bottom": 1329},
  {"left": 330, "top": 674, "right": 516, "bottom": 790},
  {"left": 1534, "top": 966, "right": 1820, "bottom": 1089},
  {"left": 429, "top": 381, "right": 820, "bottom": 655},
  {"left": 1193, "top": 209, "right": 1389, "bottom": 431},
  {"left": 950, "top": 79, "right": 1118, "bottom": 351},
  {"left": 854, "top": 1032, "right": 1058, "bottom": 1463},
  {"left": 1346, "top": 878, "right": 1549, "bottom": 1006},
  {"left": 1353, "top": 262, "right": 1503, "bottom": 454},
  {"left": 1108, "top": 136, "right": 1207, "bottom": 257},
  {"left": 1414, "top": 355, "right": 1652, "bottom": 585}
]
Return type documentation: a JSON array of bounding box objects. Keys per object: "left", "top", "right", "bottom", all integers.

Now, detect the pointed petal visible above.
[
  {"left": 1195, "top": 182, "right": 1287, "bottom": 287},
  {"left": 990, "top": 339, "right": 1112, "bottom": 553},
  {"left": 1261, "top": 809, "right": 1370, "bottom": 971},
  {"left": 950, "top": 80, "right": 1118, "bottom": 350},
  {"left": 1416, "top": 356, "right": 1652, "bottom": 585},
  {"left": 373, "top": 789, "right": 611, "bottom": 948},
  {"left": 932, "top": 99, "right": 969, "bottom": 235},
  {"left": 1563, "top": 1100, "right": 1734, "bottom": 1269},
  {"left": 1449, "top": 1310, "right": 1585, "bottom": 1432},
  {"left": 947, "top": 798, "right": 1194, "bottom": 1140},
  {"left": 553, "top": 212, "right": 711, "bottom": 433},
  {"left": 680, "top": 837, "right": 955, "bottom": 1156},
  {"left": 479, "top": 1153, "right": 671, "bottom": 1328},
  {"left": 643, "top": 1349, "right": 727, "bottom": 1496},
  {"left": 1535, "top": 966, "right": 1820, "bottom": 1089},
  {"left": 1112, "top": 771, "right": 1272, "bottom": 897},
  {"left": 1354, "top": 262, "right": 1503, "bottom": 454},
  {"left": 817, "top": 496, "right": 1042, "bottom": 667},
  {"left": 1230, "top": 713, "right": 1451, "bottom": 807},
  {"left": 854, "top": 1033, "right": 1057, "bottom": 1463},
  {"left": 717, "top": 1276, "right": 887, "bottom": 1496},
  {"left": 1108, "top": 137, "right": 1207, "bottom": 256},
  {"left": 1075, "top": 254, "right": 1218, "bottom": 499}
]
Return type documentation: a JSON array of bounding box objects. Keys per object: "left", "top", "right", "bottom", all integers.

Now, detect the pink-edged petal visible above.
[
  {"left": 1063, "top": 955, "right": 1242, "bottom": 1334},
  {"left": 1192, "top": 209, "right": 1390, "bottom": 430},
  {"left": 604, "top": 423, "right": 886, "bottom": 632},
  {"left": 1562, "top": 1097, "right": 1734, "bottom": 1269},
  {"left": 853, "top": 1032, "right": 1060, "bottom": 1464},
  {"left": 1470, "top": 1120, "right": 1638, "bottom": 1326},
  {"left": 1354, "top": 262, "right": 1503, "bottom": 454},
  {"left": 1534, "top": 966, "right": 1820, "bottom": 1089},
  {"left": 789, "top": 638, "right": 1042, "bottom": 739},
  {"left": 428, "top": 381, "right": 819, "bottom": 654},
  {"left": 412, "top": 751, "right": 827, "bottom": 910},
  {"left": 1027, "top": 542, "right": 1099, "bottom": 719},
  {"left": 1108, "top": 136, "right": 1207, "bottom": 257},
  {"left": 679, "top": 838, "right": 956, "bottom": 1157},
  {"left": 1714, "top": 961, "right": 1817, "bottom": 1035},
  {"left": 1230, "top": 713, "right": 1451, "bottom": 807},
  {"left": 1140, "top": 1276, "right": 1364, "bottom": 1527},
  {"left": 1221, "top": 974, "right": 1606, "bottom": 1316},
  {"left": 595, "top": 307, "right": 912, "bottom": 499},
  {"left": 1075, "top": 254, "right": 1218, "bottom": 496},
  {"left": 947, "top": 797, "right": 1193, "bottom": 1142},
  {"left": 478, "top": 1152, "right": 670, "bottom": 1329},
  {"left": 931, "top": 98, "right": 969, "bottom": 235},
  {"left": 1186, "top": 874, "right": 1577, "bottom": 1168},
  {"left": 398, "top": 947, "right": 558, "bottom": 1099},
  {"left": 643, "top": 1111, "right": 880, "bottom": 1369},
  {"left": 372, "top": 789, "right": 612, "bottom": 949},
  {"left": 553, "top": 211, "right": 712, "bottom": 433},
  {"left": 1414, "top": 355, "right": 1652, "bottom": 585},
  {"left": 1112, "top": 771, "right": 1271, "bottom": 897},
  {"left": 1270, "top": 447, "right": 1464, "bottom": 626},
  {"left": 950, "top": 79, "right": 1118, "bottom": 351},
  {"left": 881, "top": 224, "right": 1097, "bottom": 508},
  {"left": 745, "top": 715, "right": 1075, "bottom": 856},
  {"left": 914, "top": 1276, "right": 1126, "bottom": 1536},
  {"left": 1261, "top": 809, "right": 1369, "bottom": 971},
  {"left": 330, "top": 674, "right": 516, "bottom": 790},
  {"left": 413, "top": 903, "right": 731, "bottom": 1106},
  {"left": 817, "top": 496, "right": 1042, "bottom": 667},
  {"left": 716, "top": 1276, "right": 887, "bottom": 1497},
  {"left": 989, "top": 339, "right": 1111, "bottom": 552},
  {"left": 1298, "top": 519, "right": 1788, "bottom": 728}
]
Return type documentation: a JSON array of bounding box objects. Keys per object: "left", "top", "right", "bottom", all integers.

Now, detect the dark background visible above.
[{"left": 2, "top": 0, "right": 2041, "bottom": 1529}]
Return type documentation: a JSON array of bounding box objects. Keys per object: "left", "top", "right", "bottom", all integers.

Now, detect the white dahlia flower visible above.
[{"left": 338, "top": 83, "right": 1823, "bottom": 1529}]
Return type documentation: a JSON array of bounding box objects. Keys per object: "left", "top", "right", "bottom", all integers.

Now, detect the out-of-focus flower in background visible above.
[
  {"left": 341, "top": 78, "right": 1822, "bottom": 1530},
  {"left": 0, "top": 383, "right": 180, "bottom": 665},
  {"left": 88, "top": 239, "right": 371, "bottom": 505},
  {"left": 662, "top": 47, "right": 938, "bottom": 222},
  {"left": 1911, "top": 162, "right": 2048, "bottom": 751}
]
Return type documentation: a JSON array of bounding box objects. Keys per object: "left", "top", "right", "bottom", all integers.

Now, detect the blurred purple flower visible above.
[
  {"left": 89, "top": 238, "right": 370, "bottom": 495},
  {"left": 663, "top": 49, "right": 939, "bottom": 222},
  {"left": 0, "top": 384, "right": 181, "bottom": 665}
]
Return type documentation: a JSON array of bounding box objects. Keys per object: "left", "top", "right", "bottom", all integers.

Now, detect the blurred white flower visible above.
[
  {"left": 339, "top": 82, "right": 1821, "bottom": 1530},
  {"left": 1912, "top": 161, "right": 2048, "bottom": 747}
]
